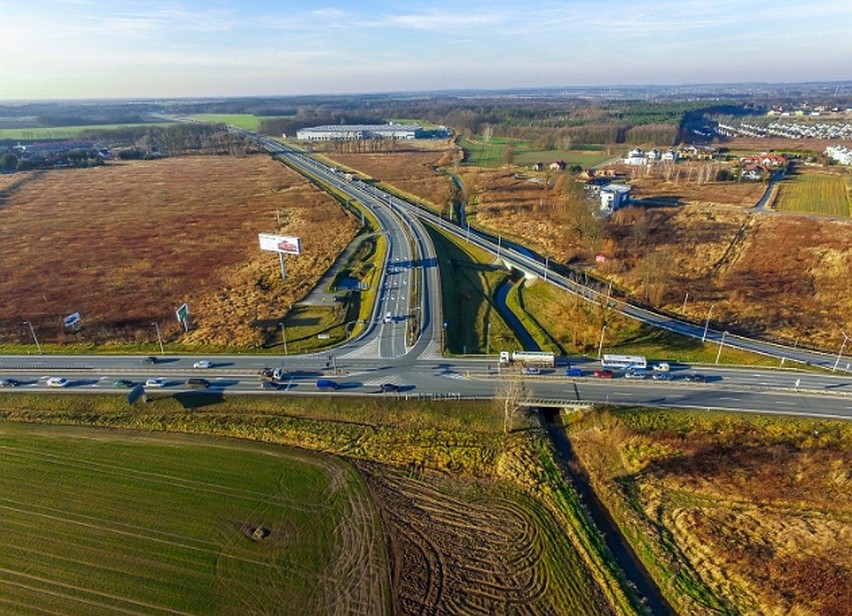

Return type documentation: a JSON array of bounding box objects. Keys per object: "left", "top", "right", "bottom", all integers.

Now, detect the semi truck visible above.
[{"left": 499, "top": 350, "right": 556, "bottom": 367}]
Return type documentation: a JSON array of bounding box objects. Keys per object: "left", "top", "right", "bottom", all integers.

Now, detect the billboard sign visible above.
[
  {"left": 175, "top": 303, "right": 189, "bottom": 324},
  {"left": 259, "top": 233, "right": 302, "bottom": 255},
  {"left": 63, "top": 312, "right": 81, "bottom": 328}
]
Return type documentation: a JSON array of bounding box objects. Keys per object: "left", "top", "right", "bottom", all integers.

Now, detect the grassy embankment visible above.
[
  {"left": 773, "top": 170, "right": 851, "bottom": 217},
  {"left": 0, "top": 392, "right": 642, "bottom": 614},
  {"left": 425, "top": 226, "right": 519, "bottom": 355},
  {"left": 564, "top": 406, "right": 852, "bottom": 615}
]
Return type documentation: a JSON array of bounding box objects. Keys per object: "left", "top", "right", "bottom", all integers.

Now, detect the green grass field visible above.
[
  {"left": 459, "top": 137, "right": 613, "bottom": 168},
  {"left": 0, "top": 423, "right": 386, "bottom": 615},
  {"left": 183, "top": 113, "right": 260, "bottom": 130},
  {"left": 774, "top": 171, "right": 851, "bottom": 217},
  {"left": 0, "top": 123, "right": 176, "bottom": 140}
]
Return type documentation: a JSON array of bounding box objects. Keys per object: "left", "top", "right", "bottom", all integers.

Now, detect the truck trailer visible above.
[{"left": 499, "top": 350, "right": 556, "bottom": 367}]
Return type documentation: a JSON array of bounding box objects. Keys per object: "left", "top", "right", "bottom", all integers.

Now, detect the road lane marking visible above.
[{"left": 718, "top": 396, "right": 741, "bottom": 401}]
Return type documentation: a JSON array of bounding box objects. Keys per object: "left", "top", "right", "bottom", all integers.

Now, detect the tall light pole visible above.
[
  {"left": 715, "top": 330, "right": 728, "bottom": 365},
  {"left": 23, "top": 321, "right": 41, "bottom": 354},
  {"left": 832, "top": 331, "right": 850, "bottom": 372},
  {"left": 597, "top": 324, "right": 607, "bottom": 359},
  {"left": 280, "top": 322, "right": 288, "bottom": 355},
  {"left": 544, "top": 256, "right": 549, "bottom": 283},
  {"left": 681, "top": 292, "right": 689, "bottom": 314},
  {"left": 151, "top": 322, "right": 164, "bottom": 355},
  {"left": 701, "top": 304, "right": 715, "bottom": 342},
  {"left": 486, "top": 322, "right": 491, "bottom": 355}
]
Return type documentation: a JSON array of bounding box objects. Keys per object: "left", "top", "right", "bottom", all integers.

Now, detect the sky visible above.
[{"left": 1, "top": 0, "right": 850, "bottom": 100}]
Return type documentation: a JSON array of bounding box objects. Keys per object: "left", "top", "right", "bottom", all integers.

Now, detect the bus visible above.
[{"left": 601, "top": 354, "right": 647, "bottom": 370}]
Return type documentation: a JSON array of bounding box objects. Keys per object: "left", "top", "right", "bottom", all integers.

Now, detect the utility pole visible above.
[
  {"left": 682, "top": 292, "right": 689, "bottom": 314},
  {"left": 23, "top": 321, "right": 41, "bottom": 354},
  {"left": 715, "top": 331, "right": 728, "bottom": 364},
  {"left": 486, "top": 322, "right": 491, "bottom": 355},
  {"left": 832, "top": 331, "right": 850, "bottom": 372},
  {"left": 702, "top": 304, "right": 715, "bottom": 342},
  {"left": 151, "top": 322, "right": 164, "bottom": 355},
  {"left": 597, "top": 324, "right": 607, "bottom": 359}
]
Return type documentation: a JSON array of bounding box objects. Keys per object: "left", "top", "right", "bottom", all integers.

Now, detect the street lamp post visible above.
[
  {"left": 682, "top": 292, "right": 689, "bottom": 314},
  {"left": 281, "top": 322, "right": 288, "bottom": 355},
  {"left": 597, "top": 324, "right": 607, "bottom": 359},
  {"left": 715, "top": 330, "right": 728, "bottom": 365},
  {"left": 151, "top": 322, "right": 164, "bottom": 355},
  {"left": 23, "top": 321, "right": 41, "bottom": 354},
  {"left": 486, "top": 322, "right": 491, "bottom": 355},
  {"left": 832, "top": 331, "right": 850, "bottom": 372},
  {"left": 702, "top": 304, "right": 715, "bottom": 342}
]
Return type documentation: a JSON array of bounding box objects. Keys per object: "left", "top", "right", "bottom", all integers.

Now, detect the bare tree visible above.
[{"left": 496, "top": 371, "right": 530, "bottom": 433}]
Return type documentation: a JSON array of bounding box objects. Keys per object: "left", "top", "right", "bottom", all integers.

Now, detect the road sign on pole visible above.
[{"left": 175, "top": 303, "right": 190, "bottom": 332}]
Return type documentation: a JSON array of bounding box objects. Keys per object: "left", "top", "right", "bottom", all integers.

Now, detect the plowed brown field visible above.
[{"left": 0, "top": 156, "right": 358, "bottom": 347}]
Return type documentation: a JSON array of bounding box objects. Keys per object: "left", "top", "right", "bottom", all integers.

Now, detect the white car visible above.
[
  {"left": 624, "top": 370, "right": 647, "bottom": 380},
  {"left": 652, "top": 362, "right": 670, "bottom": 372},
  {"left": 521, "top": 367, "right": 541, "bottom": 375},
  {"left": 652, "top": 372, "right": 673, "bottom": 381},
  {"left": 193, "top": 360, "right": 213, "bottom": 369},
  {"left": 46, "top": 377, "right": 68, "bottom": 388},
  {"left": 145, "top": 377, "right": 166, "bottom": 388}
]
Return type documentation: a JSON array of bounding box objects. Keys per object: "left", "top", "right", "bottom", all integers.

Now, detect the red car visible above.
[{"left": 594, "top": 369, "right": 614, "bottom": 379}]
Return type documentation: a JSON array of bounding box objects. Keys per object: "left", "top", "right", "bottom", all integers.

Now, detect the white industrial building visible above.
[
  {"left": 824, "top": 144, "right": 852, "bottom": 165},
  {"left": 295, "top": 123, "right": 423, "bottom": 141}
]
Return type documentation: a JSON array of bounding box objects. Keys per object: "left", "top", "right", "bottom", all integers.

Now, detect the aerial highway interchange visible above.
[{"left": 1, "top": 136, "right": 850, "bottom": 421}]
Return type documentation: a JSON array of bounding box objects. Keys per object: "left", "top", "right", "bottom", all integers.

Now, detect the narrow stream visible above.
[{"left": 543, "top": 411, "right": 675, "bottom": 616}]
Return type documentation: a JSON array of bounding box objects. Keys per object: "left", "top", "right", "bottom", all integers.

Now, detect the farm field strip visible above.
[
  {"left": 0, "top": 444, "right": 325, "bottom": 512},
  {"left": 0, "top": 425, "right": 387, "bottom": 615},
  {"left": 774, "top": 171, "right": 851, "bottom": 216}
]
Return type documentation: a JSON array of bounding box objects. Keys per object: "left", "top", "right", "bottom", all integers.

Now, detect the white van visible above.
[{"left": 384, "top": 312, "right": 393, "bottom": 323}]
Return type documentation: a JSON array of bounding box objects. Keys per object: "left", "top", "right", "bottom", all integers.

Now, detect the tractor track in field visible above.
[{"left": 358, "top": 463, "right": 554, "bottom": 615}]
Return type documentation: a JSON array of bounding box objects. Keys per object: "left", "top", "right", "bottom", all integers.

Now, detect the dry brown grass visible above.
[
  {"left": 0, "top": 156, "right": 358, "bottom": 347},
  {"left": 326, "top": 150, "right": 455, "bottom": 209},
  {"left": 569, "top": 409, "right": 852, "bottom": 615}
]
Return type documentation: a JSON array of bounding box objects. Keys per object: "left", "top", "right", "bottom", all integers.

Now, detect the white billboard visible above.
[{"left": 259, "top": 233, "right": 302, "bottom": 255}]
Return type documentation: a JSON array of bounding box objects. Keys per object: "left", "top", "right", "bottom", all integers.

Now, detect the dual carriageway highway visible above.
[{"left": 1, "top": 136, "right": 850, "bottom": 420}]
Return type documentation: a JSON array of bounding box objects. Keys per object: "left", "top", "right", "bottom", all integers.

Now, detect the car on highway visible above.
[
  {"left": 564, "top": 367, "right": 582, "bottom": 377},
  {"left": 192, "top": 360, "right": 213, "bottom": 369},
  {"left": 594, "top": 370, "right": 614, "bottom": 379},
  {"left": 145, "top": 378, "right": 166, "bottom": 388},
  {"left": 0, "top": 378, "right": 21, "bottom": 388},
  {"left": 142, "top": 356, "right": 158, "bottom": 365},
  {"left": 46, "top": 377, "right": 68, "bottom": 388},
  {"left": 652, "top": 372, "right": 673, "bottom": 381},
  {"left": 316, "top": 378, "right": 339, "bottom": 391},
  {"left": 383, "top": 312, "right": 393, "bottom": 323},
  {"left": 113, "top": 379, "right": 134, "bottom": 388},
  {"left": 684, "top": 374, "right": 707, "bottom": 383},
  {"left": 186, "top": 378, "right": 210, "bottom": 390},
  {"left": 521, "top": 367, "right": 541, "bottom": 375},
  {"left": 652, "top": 362, "right": 671, "bottom": 372},
  {"left": 378, "top": 383, "right": 400, "bottom": 392},
  {"left": 625, "top": 370, "right": 647, "bottom": 380}
]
